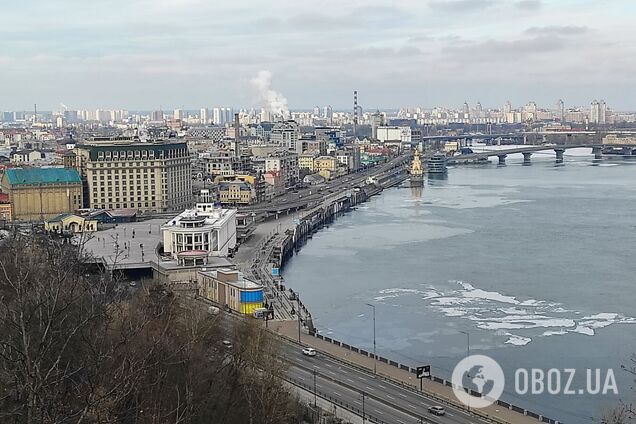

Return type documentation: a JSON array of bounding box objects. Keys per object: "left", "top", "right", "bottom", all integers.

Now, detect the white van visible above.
[{"left": 253, "top": 307, "right": 269, "bottom": 319}]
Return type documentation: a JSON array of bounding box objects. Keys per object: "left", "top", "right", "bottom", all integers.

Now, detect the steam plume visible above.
[{"left": 250, "top": 70, "right": 289, "bottom": 118}]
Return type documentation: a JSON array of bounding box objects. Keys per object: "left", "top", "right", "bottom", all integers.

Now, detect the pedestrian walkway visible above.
[{"left": 271, "top": 320, "right": 545, "bottom": 424}]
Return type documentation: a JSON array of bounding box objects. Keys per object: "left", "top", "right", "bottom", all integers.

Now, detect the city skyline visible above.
[{"left": 1, "top": 0, "right": 635, "bottom": 110}]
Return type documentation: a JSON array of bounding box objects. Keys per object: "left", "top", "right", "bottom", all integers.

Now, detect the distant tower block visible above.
[{"left": 353, "top": 90, "right": 358, "bottom": 137}]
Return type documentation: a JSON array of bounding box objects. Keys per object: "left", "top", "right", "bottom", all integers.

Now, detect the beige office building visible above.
[{"left": 74, "top": 137, "right": 192, "bottom": 213}]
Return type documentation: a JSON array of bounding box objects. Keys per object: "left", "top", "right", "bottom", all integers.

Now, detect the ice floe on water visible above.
[
  {"left": 504, "top": 334, "right": 532, "bottom": 346},
  {"left": 374, "top": 281, "right": 636, "bottom": 346}
]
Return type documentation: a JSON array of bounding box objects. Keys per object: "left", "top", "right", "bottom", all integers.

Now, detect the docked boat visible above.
[
  {"left": 427, "top": 153, "right": 448, "bottom": 175},
  {"left": 410, "top": 149, "right": 424, "bottom": 187}
]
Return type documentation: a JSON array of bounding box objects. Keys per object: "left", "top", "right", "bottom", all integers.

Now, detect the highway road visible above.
[
  {"left": 239, "top": 155, "right": 409, "bottom": 214},
  {"left": 280, "top": 340, "right": 488, "bottom": 424}
]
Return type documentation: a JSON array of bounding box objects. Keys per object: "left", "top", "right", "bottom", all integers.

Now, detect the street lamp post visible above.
[
  {"left": 297, "top": 293, "right": 302, "bottom": 343},
  {"left": 459, "top": 330, "right": 471, "bottom": 411},
  {"left": 365, "top": 303, "right": 376, "bottom": 375},
  {"left": 459, "top": 330, "right": 470, "bottom": 358},
  {"left": 313, "top": 368, "right": 317, "bottom": 409},
  {"left": 361, "top": 391, "right": 366, "bottom": 424}
]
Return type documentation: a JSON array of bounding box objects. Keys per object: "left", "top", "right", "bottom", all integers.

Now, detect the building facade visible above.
[
  {"left": 298, "top": 153, "right": 318, "bottom": 172},
  {"left": 74, "top": 137, "right": 192, "bottom": 213},
  {"left": 218, "top": 181, "right": 253, "bottom": 205},
  {"left": 271, "top": 120, "right": 301, "bottom": 154},
  {"left": 161, "top": 204, "right": 237, "bottom": 261},
  {"left": 198, "top": 269, "right": 263, "bottom": 315},
  {"left": 314, "top": 155, "right": 338, "bottom": 180},
  {"left": 1, "top": 168, "right": 83, "bottom": 221},
  {"left": 265, "top": 152, "right": 299, "bottom": 188}
]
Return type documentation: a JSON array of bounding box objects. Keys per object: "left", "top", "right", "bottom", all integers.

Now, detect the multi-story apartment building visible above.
[
  {"left": 271, "top": 120, "right": 301, "bottom": 154},
  {"left": 298, "top": 153, "right": 318, "bottom": 172},
  {"left": 218, "top": 180, "right": 254, "bottom": 206},
  {"left": 336, "top": 146, "right": 361, "bottom": 172},
  {"left": 200, "top": 150, "right": 251, "bottom": 179},
  {"left": 74, "top": 137, "right": 192, "bottom": 213},
  {"left": 186, "top": 126, "right": 226, "bottom": 141},
  {"left": 265, "top": 152, "right": 299, "bottom": 188},
  {"left": 314, "top": 155, "right": 338, "bottom": 180}
]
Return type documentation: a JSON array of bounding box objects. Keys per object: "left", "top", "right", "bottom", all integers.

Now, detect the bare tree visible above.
[{"left": 0, "top": 234, "right": 308, "bottom": 424}]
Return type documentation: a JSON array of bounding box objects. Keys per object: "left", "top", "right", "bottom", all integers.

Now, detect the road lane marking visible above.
[
  {"left": 398, "top": 393, "right": 407, "bottom": 398},
  {"left": 407, "top": 404, "right": 417, "bottom": 409},
  {"left": 357, "top": 376, "right": 367, "bottom": 381},
  {"left": 378, "top": 384, "right": 386, "bottom": 389},
  {"left": 365, "top": 386, "right": 375, "bottom": 391},
  {"left": 386, "top": 395, "right": 395, "bottom": 400},
  {"left": 346, "top": 378, "right": 355, "bottom": 383}
]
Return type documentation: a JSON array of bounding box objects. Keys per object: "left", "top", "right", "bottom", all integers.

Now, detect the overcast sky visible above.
[{"left": 1, "top": 0, "right": 634, "bottom": 111}]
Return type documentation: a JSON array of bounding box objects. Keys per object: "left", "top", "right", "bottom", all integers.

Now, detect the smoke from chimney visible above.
[{"left": 250, "top": 70, "right": 289, "bottom": 119}]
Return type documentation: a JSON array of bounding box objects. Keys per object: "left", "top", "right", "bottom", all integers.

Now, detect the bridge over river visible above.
[{"left": 448, "top": 144, "right": 603, "bottom": 165}]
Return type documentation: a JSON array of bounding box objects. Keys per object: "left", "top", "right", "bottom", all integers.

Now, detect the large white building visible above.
[
  {"left": 161, "top": 204, "right": 237, "bottom": 264},
  {"left": 376, "top": 126, "right": 412, "bottom": 143}
]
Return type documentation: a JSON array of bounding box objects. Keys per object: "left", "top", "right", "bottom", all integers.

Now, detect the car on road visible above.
[
  {"left": 428, "top": 406, "right": 445, "bottom": 416},
  {"left": 302, "top": 347, "right": 317, "bottom": 357}
]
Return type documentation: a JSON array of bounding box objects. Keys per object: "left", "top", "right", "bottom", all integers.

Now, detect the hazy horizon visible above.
[{"left": 2, "top": 0, "right": 635, "bottom": 111}]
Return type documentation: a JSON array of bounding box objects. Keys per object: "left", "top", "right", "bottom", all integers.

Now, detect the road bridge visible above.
[{"left": 449, "top": 144, "right": 603, "bottom": 165}]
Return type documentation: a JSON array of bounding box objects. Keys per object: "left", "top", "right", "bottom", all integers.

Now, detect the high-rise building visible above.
[
  {"left": 556, "top": 99, "right": 565, "bottom": 122},
  {"left": 371, "top": 110, "right": 385, "bottom": 139},
  {"left": 462, "top": 102, "right": 470, "bottom": 118},
  {"left": 475, "top": 102, "right": 483, "bottom": 118},
  {"left": 600, "top": 100, "right": 607, "bottom": 124},
  {"left": 74, "top": 137, "right": 192, "bottom": 213},
  {"left": 224, "top": 108, "right": 233, "bottom": 125},
  {"left": 174, "top": 109, "right": 184, "bottom": 120},
  {"left": 150, "top": 110, "right": 164, "bottom": 121},
  {"left": 324, "top": 106, "right": 333, "bottom": 124},
  {"left": 200, "top": 108, "right": 209, "bottom": 125},
  {"left": 590, "top": 100, "right": 607, "bottom": 124},
  {"left": 503, "top": 101, "right": 512, "bottom": 114}
]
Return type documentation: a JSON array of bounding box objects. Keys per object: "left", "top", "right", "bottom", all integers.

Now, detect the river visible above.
[{"left": 283, "top": 148, "right": 636, "bottom": 423}]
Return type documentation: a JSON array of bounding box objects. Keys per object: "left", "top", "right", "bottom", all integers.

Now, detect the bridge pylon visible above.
[
  {"left": 554, "top": 148, "right": 565, "bottom": 164},
  {"left": 522, "top": 152, "right": 532, "bottom": 165}
]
